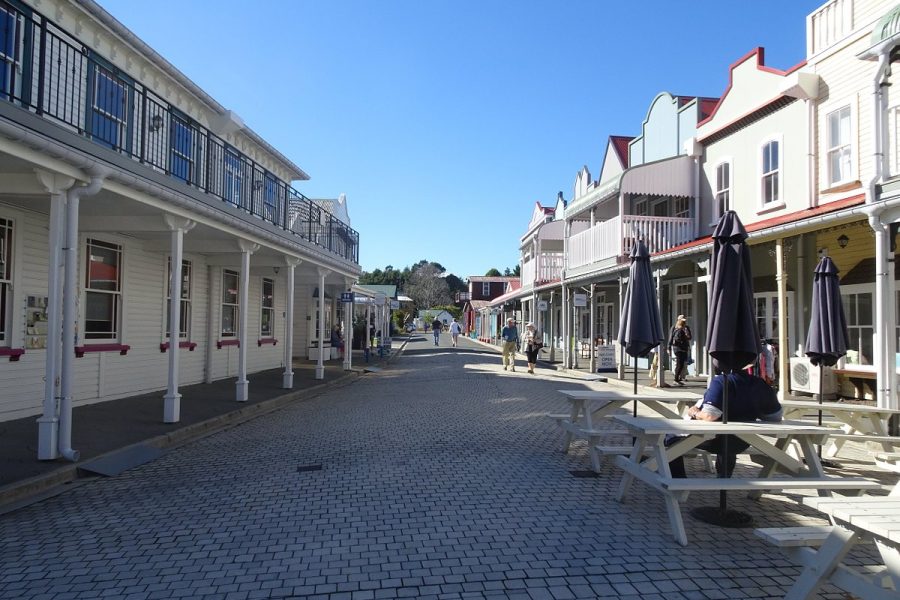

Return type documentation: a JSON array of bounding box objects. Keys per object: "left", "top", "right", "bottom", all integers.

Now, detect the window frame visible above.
[
  {"left": 223, "top": 149, "right": 244, "bottom": 208},
  {"left": 714, "top": 159, "right": 731, "bottom": 222},
  {"left": 84, "top": 238, "right": 123, "bottom": 341},
  {"left": 86, "top": 60, "right": 133, "bottom": 152},
  {"left": 840, "top": 284, "right": 875, "bottom": 366},
  {"left": 221, "top": 268, "right": 240, "bottom": 338},
  {"left": 0, "top": 2, "right": 25, "bottom": 101},
  {"left": 758, "top": 136, "right": 783, "bottom": 211},
  {"left": 826, "top": 105, "right": 853, "bottom": 186},
  {"left": 0, "top": 217, "right": 12, "bottom": 345},
  {"left": 260, "top": 277, "right": 275, "bottom": 338},
  {"left": 482, "top": 281, "right": 490, "bottom": 297},
  {"left": 169, "top": 112, "right": 196, "bottom": 184},
  {"left": 164, "top": 257, "right": 192, "bottom": 341}
]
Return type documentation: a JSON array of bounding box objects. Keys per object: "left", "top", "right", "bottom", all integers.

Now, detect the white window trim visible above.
[
  {"left": 163, "top": 257, "right": 192, "bottom": 342},
  {"left": 0, "top": 215, "right": 14, "bottom": 347},
  {"left": 482, "top": 281, "right": 490, "bottom": 296},
  {"left": 825, "top": 104, "right": 855, "bottom": 187},
  {"left": 758, "top": 135, "right": 785, "bottom": 213},
  {"left": 839, "top": 282, "right": 876, "bottom": 366},
  {"left": 260, "top": 276, "right": 275, "bottom": 338},
  {"left": 711, "top": 158, "right": 732, "bottom": 226},
  {"left": 81, "top": 236, "right": 125, "bottom": 344},
  {"left": 221, "top": 268, "right": 240, "bottom": 338}
]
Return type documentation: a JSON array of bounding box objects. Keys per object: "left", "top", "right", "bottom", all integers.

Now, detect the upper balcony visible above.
[
  {"left": 521, "top": 252, "right": 564, "bottom": 290},
  {"left": 0, "top": 0, "right": 358, "bottom": 264},
  {"left": 567, "top": 214, "right": 693, "bottom": 271}
]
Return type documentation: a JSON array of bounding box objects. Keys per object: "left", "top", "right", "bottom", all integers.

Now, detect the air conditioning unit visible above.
[{"left": 790, "top": 357, "right": 836, "bottom": 397}]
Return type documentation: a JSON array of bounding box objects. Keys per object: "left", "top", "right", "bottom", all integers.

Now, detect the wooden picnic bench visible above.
[
  {"left": 611, "top": 415, "right": 881, "bottom": 546},
  {"left": 779, "top": 399, "right": 900, "bottom": 458}
]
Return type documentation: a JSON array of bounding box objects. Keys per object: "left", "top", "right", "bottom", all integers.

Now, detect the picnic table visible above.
[
  {"left": 779, "top": 399, "right": 900, "bottom": 458},
  {"left": 611, "top": 415, "right": 882, "bottom": 546},
  {"left": 555, "top": 389, "right": 701, "bottom": 471},
  {"left": 757, "top": 487, "right": 900, "bottom": 599},
  {"left": 833, "top": 366, "right": 877, "bottom": 400}
]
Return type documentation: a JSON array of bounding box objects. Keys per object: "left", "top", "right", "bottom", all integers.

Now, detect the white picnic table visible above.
[
  {"left": 610, "top": 415, "right": 882, "bottom": 546},
  {"left": 555, "top": 389, "right": 701, "bottom": 471},
  {"left": 767, "top": 489, "right": 900, "bottom": 599},
  {"left": 779, "top": 399, "right": 900, "bottom": 458}
]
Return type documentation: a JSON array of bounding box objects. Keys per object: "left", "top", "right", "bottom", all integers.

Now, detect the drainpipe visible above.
[
  {"left": 807, "top": 98, "right": 816, "bottom": 208},
  {"left": 548, "top": 290, "right": 555, "bottom": 362},
  {"left": 59, "top": 168, "right": 106, "bottom": 462}
]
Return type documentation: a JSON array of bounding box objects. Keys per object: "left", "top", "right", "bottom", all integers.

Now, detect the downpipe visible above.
[{"left": 58, "top": 168, "right": 106, "bottom": 462}]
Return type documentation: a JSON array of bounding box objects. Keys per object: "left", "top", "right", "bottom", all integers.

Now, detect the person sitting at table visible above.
[{"left": 668, "top": 368, "right": 783, "bottom": 478}]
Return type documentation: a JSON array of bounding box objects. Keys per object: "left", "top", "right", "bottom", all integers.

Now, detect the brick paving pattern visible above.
[{"left": 0, "top": 333, "right": 893, "bottom": 599}]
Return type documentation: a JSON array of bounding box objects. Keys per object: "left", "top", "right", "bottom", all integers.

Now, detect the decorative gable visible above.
[{"left": 573, "top": 166, "right": 592, "bottom": 200}]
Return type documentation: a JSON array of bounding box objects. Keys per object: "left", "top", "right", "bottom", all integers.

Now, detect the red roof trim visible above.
[
  {"left": 654, "top": 194, "right": 865, "bottom": 257},
  {"left": 609, "top": 135, "right": 633, "bottom": 168},
  {"left": 697, "top": 47, "right": 807, "bottom": 129}
]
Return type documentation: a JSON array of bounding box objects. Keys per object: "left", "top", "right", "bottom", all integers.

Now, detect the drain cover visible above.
[
  {"left": 569, "top": 470, "right": 600, "bottom": 478},
  {"left": 297, "top": 464, "right": 323, "bottom": 472}
]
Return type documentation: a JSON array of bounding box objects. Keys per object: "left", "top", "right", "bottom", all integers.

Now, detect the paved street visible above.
[{"left": 0, "top": 333, "right": 886, "bottom": 599}]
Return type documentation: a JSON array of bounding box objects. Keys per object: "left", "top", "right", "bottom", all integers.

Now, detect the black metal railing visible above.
[{"left": 0, "top": 0, "right": 358, "bottom": 264}]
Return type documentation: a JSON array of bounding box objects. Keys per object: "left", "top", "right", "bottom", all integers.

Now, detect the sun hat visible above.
[{"left": 526, "top": 321, "right": 534, "bottom": 327}]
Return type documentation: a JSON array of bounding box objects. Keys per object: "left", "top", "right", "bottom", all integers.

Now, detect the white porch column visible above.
[
  {"left": 589, "top": 283, "right": 596, "bottom": 373},
  {"left": 561, "top": 284, "right": 569, "bottom": 368},
  {"left": 365, "top": 302, "right": 371, "bottom": 355},
  {"left": 343, "top": 278, "right": 354, "bottom": 371},
  {"left": 775, "top": 238, "right": 789, "bottom": 401},
  {"left": 618, "top": 275, "right": 626, "bottom": 379},
  {"left": 236, "top": 240, "right": 258, "bottom": 401},
  {"left": 163, "top": 215, "right": 195, "bottom": 422},
  {"left": 282, "top": 257, "right": 301, "bottom": 388},
  {"left": 316, "top": 267, "right": 329, "bottom": 379},
  {"left": 656, "top": 268, "right": 669, "bottom": 388},
  {"left": 35, "top": 171, "right": 74, "bottom": 460}
]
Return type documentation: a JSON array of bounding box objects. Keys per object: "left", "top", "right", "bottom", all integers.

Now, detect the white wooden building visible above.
[{"left": 0, "top": 0, "right": 361, "bottom": 460}]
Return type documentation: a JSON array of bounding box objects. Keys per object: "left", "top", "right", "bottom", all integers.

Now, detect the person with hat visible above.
[
  {"left": 521, "top": 321, "right": 542, "bottom": 374},
  {"left": 500, "top": 317, "right": 520, "bottom": 371},
  {"left": 668, "top": 314, "right": 693, "bottom": 385}
]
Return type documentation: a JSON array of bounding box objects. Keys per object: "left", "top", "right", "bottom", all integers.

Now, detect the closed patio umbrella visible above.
[
  {"left": 617, "top": 240, "right": 664, "bottom": 415},
  {"left": 693, "top": 210, "right": 761, "bottom": 527},
  {"left": 806, "top": 256, "right": 849, "bottom": 451}
]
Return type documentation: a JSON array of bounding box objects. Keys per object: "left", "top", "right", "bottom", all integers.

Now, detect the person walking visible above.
[
  {"left": 448, "top": 318, "right": 463, "bottom": 347},
  {"left": 521, "top": 322, "right": 542, "bottom": 374},
  {"left": 500, "top": 317, "right": 519, "bottom": 371},
  {"left": 668, "top": 315, "right": 692, "bottom": 385},
  {"left": 431, "top": 318, "right": 442, "bottom": 346}
]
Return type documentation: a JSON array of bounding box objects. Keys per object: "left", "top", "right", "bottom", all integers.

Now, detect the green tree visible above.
[{"left": 484, "top": 268, "right": 502, "bottom": 277}]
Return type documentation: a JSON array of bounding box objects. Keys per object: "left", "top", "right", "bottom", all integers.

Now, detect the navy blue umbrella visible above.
[
  {"left": 695, "top": 210, "right": 760, "bottom": 526},
  {"left": 617, "top": 240, "right": 664, "bottom": 414},
  {"left": 806, "top": 256, "right": 849, "bottom": 434}
]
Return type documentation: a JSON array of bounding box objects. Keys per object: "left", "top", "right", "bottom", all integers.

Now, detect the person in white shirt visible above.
[{"left": 449, "top": 319, "right": 463, "bottom": 347}]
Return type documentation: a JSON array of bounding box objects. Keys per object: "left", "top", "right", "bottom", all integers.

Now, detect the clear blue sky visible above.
[{"left": 101, "top": 0, "right": 822, "bottom": 278}]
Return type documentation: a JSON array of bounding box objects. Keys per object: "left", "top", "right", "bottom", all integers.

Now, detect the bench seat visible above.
[
  {"left": 754, "top": 526, "right": 836, "bottom": 547},
  {"left": 826, "top": 433, "right": 900, "bottom": 444}
]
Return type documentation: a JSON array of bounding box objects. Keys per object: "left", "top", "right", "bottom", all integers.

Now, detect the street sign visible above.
[
  {"left": 340, "top": 292, "right": 354, "bottom": 303},
  {"left": 573, "top": 293, "right": 587, "bottom": 307},
  {"left": 537, "top": 300, "right": 548, "bottom": 311}
]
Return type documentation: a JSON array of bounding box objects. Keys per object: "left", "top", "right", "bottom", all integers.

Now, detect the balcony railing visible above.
[
  {"left": 567, "top": 215, "right": 694, "bottom": 270},
  {"left": 0, "top": 0, "right": 358, "bottom": 264},
  {"left": 521, "top": 252, "right": 564, "bottom": 288},
  {"left": 807, "top": 0, "right": 854, "bottom": 57}
]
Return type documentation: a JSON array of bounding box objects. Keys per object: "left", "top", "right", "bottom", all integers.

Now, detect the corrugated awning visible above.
[{"left": 620, "top": 154, "right": 694, "bottom": 198}]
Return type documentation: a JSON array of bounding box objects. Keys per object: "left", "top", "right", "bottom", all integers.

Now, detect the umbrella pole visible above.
[
  {"left": 633, "top": 361, "right": 638, "bottom": 417},
  {"left": 720, "top": 369, "right": 729, "bottom": 512}
]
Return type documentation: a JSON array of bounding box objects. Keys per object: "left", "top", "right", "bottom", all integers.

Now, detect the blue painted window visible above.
[
  {"left": 224, "top": 150, "right": 243, "bottom": 207},
  {"left": 90, "top": 65, "right": 130, "bottom": 150},
  {"left": 0, "top": 5, "right": 19, "bottom": 99},
  {"left": 170, "top": 115, "right": 194, "bottom": 182}
]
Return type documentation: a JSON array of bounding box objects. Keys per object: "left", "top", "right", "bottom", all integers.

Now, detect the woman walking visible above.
[
  {"left": 522, "top": 322, "right": 542, "bottom": 374},
  {"left": 668, "top": 315, "right": 692, "bottom": 385}
]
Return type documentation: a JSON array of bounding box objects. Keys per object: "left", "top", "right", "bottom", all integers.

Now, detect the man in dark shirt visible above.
[
  {"left": 669, "top": 370, "right": 782, "bottom": 478},
  {"left": 431, "top": 318, "right": 442, "bottom": 346}
]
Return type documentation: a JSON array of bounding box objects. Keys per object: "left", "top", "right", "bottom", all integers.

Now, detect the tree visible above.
[
  {"left": 405, "top": 263, "right": 451, "bottom": 308},
  {"left": 444, "top": 273, "right": 467, "bottom": 294},
  {"left": 484, "top": 268, "right": 502, "bottom": 277}
]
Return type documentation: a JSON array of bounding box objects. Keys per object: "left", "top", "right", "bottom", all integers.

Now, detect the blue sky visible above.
[{"left": 101, "top": 0, "right": 822, "bottom": 278}]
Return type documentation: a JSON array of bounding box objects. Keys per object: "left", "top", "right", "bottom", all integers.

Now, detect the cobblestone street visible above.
[{"left": 0, "top": 334, "right": 885, "bottom": 599}]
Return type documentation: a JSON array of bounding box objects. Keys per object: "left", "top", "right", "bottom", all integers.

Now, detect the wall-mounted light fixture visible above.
[
  {"left": 838, "top": 234, "right": 849, "bottom": 249},
  {"left": 149, "top": 114, "right": 164, "bottom": 133},
  {"left": 273, "top": 266, "right": 280, "bottom": 275}
]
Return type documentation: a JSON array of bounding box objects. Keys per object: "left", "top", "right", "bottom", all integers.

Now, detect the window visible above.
[
  {"left": 482, "top": 281, "right": 490, "bottom": 296},
  {"left": 165, "top": 258, "right": 192, "bottom": 340},
  {"left": 170, "top": 115, "right": 195, "bottom": 183},
  {"left": 224, "top": 150, "right": 243, "bottom": 208},
  {"left": 0, "top": 4, "right": 21, "bottom": 100},
  {"left": 84, "top": 239, "right": 122, "bottom": 340},
  {"left": 634, "top": 198, "right": 648, "bottom": 216},
  {"left": 761, "top": 140, "right": 780, "bottom": 205},
  {"left": 673, "top": 197, "right": 689, "bottom": 219},
  {"left": 827, "top": 106, "right": 852, "bottom": 185},
  {"left": 260, "top": 277, "right": 274, "bottom": 337},
  {"left": 715, "top": 162, "right": 730, "bottom": 217},
  {"left": 0, "top": 218, "right": 11, "bottom": 344},
  {"left": 221, "top": 269, "right": 239, "bottom": 337},
  {"left": 263, "top": 175, "right": 278, "bottom": 222},
  {"left": 89, "top": 65, "right": 130, "bottom": 150},
  {"left": 842, "top": 290, "right": 873, "bottom": 365}
]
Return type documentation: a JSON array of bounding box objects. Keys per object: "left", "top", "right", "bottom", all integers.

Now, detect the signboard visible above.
[
  {"left": 340, "top": 292, "right": 354, "bottom": 303},
  {"left": 537, "top": 300, "right": 548, "bottom": 311},
  {"left": 374, "top": 294, "right": 386, "bottom": 306},
  {"left": 390, "top": 300, "right": 400, "bottom": 309},
  {"left": 573, "top": 293, "right": 587, "bottom": 308},
  {"left": 596, "top": 345, "right": 617, "bottom": 373}
]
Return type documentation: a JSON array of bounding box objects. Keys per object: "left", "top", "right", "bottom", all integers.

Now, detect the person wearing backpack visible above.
[{"left": 668, "top": 315, "right": 692, "bottom": 385}]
